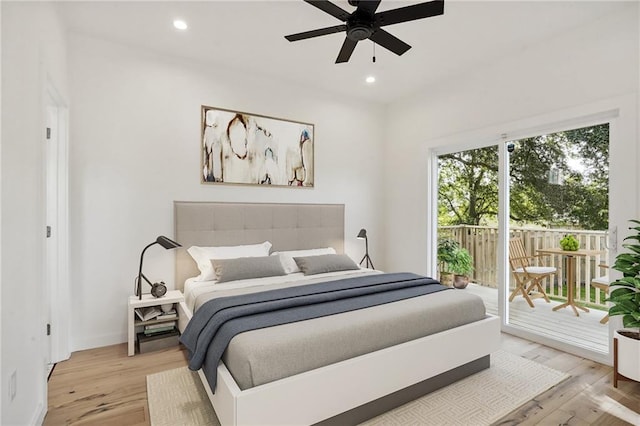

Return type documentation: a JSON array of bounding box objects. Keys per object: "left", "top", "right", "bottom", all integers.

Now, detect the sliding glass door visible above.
[{"left": 431, "top": 108, "right": 626, "bottom": 363}]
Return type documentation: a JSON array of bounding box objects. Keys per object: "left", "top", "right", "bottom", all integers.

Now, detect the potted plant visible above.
[
  {"left": 437, "top": 238, "right": 459, "bottom": 286},
  {"left": 448, "top": 247, "right": 474, "bottom": 289},
  {"left": 560, "top": 234, "right": 580, "bottom": 251},
  {"left": 608, "top": 220, "right": 640, "bottom": 386}
]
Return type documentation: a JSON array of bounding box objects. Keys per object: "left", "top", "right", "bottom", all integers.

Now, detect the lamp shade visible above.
[
  {"left": 156, "top": 235, "right": 181, "bottom": 249},
  {"left": 357, "top": 229, "right": 367, "bottom": 239}
]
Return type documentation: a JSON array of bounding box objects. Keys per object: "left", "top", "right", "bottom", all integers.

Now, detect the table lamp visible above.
[{"left": 136, "top": 235, "right": 181, "bottom": 300}]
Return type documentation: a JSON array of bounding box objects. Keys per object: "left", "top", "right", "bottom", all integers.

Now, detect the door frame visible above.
[
  {"left": 428, "top": 94, "right": 637, "bottom": 365},
  {"left": 43, "top": 77, "right": 70, "bottom": 364}
]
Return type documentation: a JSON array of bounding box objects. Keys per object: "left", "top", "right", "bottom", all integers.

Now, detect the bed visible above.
[{"left": 173, "top": 201, "right": 500, "bottom": 425}]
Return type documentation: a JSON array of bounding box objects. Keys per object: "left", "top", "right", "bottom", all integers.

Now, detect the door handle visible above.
[{"left": 606, "top": 226, "right": 617, "bottom": 252}]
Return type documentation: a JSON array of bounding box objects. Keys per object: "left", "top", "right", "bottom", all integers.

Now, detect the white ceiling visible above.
[{"left": 55, "top": 0, "right": 628, "bottom": 104}]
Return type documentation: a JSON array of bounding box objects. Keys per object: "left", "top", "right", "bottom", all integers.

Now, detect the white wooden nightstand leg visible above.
[{"left": 128, "top": 303, "right": 135, "bottom": 356}]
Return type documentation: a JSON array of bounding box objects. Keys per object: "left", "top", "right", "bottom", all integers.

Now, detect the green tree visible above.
[
  {"left": 438, "top": 147, "right": 498, "bottom": 225},
  {"left": 437, "top": 124, "right": 609, "bottom": 230},
  {"left": 508, "top": 134, "right": 567, "bottom": 224}
]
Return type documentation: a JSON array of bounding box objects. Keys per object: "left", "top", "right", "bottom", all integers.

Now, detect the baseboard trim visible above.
[
  {"left": 72, "top": 332, "right": 125, "bottom": 352},
  {"left": 31, "top": 401, "right": 46, "bottom": 426}
]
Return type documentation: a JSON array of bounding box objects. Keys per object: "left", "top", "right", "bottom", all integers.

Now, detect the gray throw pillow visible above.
[
  {"left": 212, "top": 256, "right": 286, "bottom": 283},
  {"left": 293, "top": 254, "right": 360, "bottom": 275}
]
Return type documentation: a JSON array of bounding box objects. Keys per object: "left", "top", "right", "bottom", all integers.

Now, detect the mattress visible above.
[{"left": 187, "top": 271, "right": 487, "bottom": 391}]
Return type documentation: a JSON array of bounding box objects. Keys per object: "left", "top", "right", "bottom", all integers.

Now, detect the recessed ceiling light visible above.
[
  {"left": 173, "top": 20, "right": 188, "bottom": 30},
  {"left": 365, "top": 76, "right": 376, "bottom": 84}
]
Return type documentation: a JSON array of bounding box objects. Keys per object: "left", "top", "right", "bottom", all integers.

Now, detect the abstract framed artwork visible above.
[{"left": 201, "top": 105, "right": 314, "bottom": 187}]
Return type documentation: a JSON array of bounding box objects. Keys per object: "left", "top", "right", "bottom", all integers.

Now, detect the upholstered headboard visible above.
[{"left": 174, "top": 201, "right": 345, "bottom": 290}]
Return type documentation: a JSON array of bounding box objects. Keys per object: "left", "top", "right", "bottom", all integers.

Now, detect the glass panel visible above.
[
  {"left": 506, "top": 123, "right": 610, "bottom": 353},
  {"left": 437, "top": 146, "right": 499, "bottom": 313}
]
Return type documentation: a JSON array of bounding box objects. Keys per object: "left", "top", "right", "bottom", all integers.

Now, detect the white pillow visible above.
[
  {"left": 271, "top": 247, "right": 336, "bottom": 274},
  {"left": 187, "top": 241, "right": 272, "bottom": 281}
]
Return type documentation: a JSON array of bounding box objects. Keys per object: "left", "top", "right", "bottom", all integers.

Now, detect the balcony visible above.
[
  {"left": 441, "top": 225, "right": 610, "bottom": 308},
  {"left": 440, "top": 225, "right": 610, "bottom": 354},
  {"left": 465, "top": 283, "right": 609, "bottom": 353}
]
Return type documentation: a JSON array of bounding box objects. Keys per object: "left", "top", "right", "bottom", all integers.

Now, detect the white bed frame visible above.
[
  {"left": 174, "top": 201, "right": 501, "bottom": 425},
  {"left": 177, "top": 304, "right": 499, "bottom": 425}
]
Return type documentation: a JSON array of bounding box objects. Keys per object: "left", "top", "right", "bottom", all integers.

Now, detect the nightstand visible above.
[{"left": 128, "top": 290, "right": 184, "bottom": 356}]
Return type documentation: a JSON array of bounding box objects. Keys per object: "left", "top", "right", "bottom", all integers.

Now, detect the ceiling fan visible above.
[{"left": 285, "top": 0, "right": 445, "bottom": 64}]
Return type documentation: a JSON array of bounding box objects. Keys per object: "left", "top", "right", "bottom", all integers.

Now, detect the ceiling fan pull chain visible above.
[{"left": 373, "top": 42, "right": 376, "bottom": 63}]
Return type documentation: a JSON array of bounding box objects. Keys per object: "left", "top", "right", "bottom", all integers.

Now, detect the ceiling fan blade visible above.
[
  {"left": 335, "top": 37, "right": 358, "bottom": 63},
  {"left": 375, "top": 0, "right": 444, "bottom": 27},
  {"left": 304, "top": 0, "right": 351, "bottom": 22},
  {"left": 356, "top": 0, "right": 382, "bottom": 16},
  {"left": 285, "top": 24, "right": 347, "bottom": 42},
  {"left": 369, "top": 29, "right": 411, "bottom": 56}
]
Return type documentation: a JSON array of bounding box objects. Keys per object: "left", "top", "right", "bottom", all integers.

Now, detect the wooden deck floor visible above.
[{"left": 466, "top": 283, "right": 609, "bottom": 353}]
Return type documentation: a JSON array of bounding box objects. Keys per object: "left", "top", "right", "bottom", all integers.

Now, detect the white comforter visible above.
[{"left": 183, "top": 268, "right": 380, "bottom": 313}]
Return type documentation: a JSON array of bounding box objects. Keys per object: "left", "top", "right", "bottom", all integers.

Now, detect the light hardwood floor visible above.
[
  {"left": 45, "top": 344, "right": 189, "bottom": 425},
  {"left": 45, "top": 334, "right": 639, "bottom": 425}
]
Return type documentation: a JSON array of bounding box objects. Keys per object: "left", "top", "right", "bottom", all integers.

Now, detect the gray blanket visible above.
[{"left": 180, "top": 272, "right": 447, "bottom": 392}]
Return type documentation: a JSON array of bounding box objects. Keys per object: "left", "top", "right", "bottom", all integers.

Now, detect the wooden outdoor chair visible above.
[
  {"left": 509, "top": 238, "right": 556, "bottom": 308},
  {"left": 590, "top": 264, "right": 610, "bottom": 324}
]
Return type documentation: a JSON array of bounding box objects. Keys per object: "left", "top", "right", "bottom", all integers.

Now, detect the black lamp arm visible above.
[
  {"left": 136, "top": 241, "right": 158, "bottom": 300},
  {"left": 140, "top": 272, "right": 153, "bottom": 286}
]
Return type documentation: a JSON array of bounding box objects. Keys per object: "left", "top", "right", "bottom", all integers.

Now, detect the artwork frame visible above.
[{"left": 201, "top": 105, "right": 314, "bottom": 187}]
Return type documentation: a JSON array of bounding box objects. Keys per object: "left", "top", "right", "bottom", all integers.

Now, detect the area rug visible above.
[{"left": 146, "top": 350, "right": 568, "bottom": 426}]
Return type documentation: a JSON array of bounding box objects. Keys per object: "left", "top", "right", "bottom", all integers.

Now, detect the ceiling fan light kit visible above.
[{"left": 285, "top": 0, "right": 445, "bottom": 64}]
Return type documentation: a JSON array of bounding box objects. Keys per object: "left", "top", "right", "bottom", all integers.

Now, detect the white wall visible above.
[
  {"left": 383, "top": 4, "right": 640, "bottom": 274},
  {"left": 1, "top": 2, "right": 69, "bottom": 425},
  {"left": 0, "top": 2, "right": 3, "bottom": 423},
  {"left": 68, "top": 35, "right": 385, "bottom": 351}
]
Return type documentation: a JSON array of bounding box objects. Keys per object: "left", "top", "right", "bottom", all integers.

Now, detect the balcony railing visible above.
[{"left": 440, "top": 225, "right": 609, "bottom": 308}]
